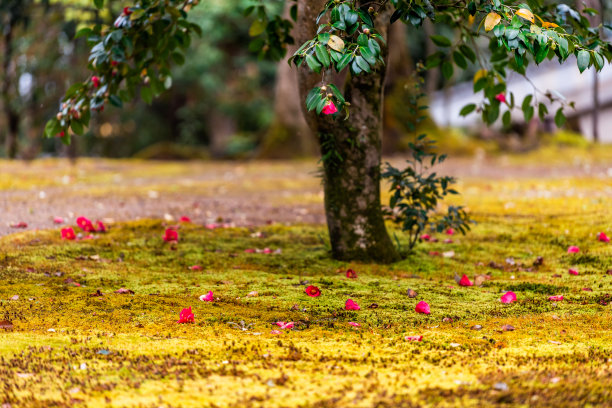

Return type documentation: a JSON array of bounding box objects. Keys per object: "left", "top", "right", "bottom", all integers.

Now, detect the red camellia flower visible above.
[
  {"left": 348, "top": 322, "right": 361, "bottom": 327},
  {"left": 548, "top": 295, "right": 564, "bottom": 301},
  {"left": 244, "top": 248, "right": 256, "bottom": 253},
  {"left": 345, "top": 299, "right": 360, "bottom": 311},
  {"left": 446, "top": 228, "right": 455, "bottom": 235},
  {"left": 123, "top": 7, "right": 132, "bottom": 15},
  {"left": 56, "top": 131, "right": 65, "bottom": 138},
  {"left": 76, "top": 216, "right": 95, "bottom": 232},
  {"left": 458, "top": 274, "right": 473, "bottom": 287},
  {"left": 568, "top": 268, "right": 579, "bottom": 276},
  {"left": 598, "top": 232, "right": 610, "bottom": 243},
  {"left": 322, "top": 100, "right": 338, "bottom": 115},
  {"left": 415, "top": 301, "right": 430, "bottom": 314},
  {"left": 345, "top": 269, "right": 357, "bottom": 279},
  {"left": 500, "top": 291, "right": 517, "bottom": 304},
  {"left": 405, "top": 335, "right": 423, "bottom": 342},
  {"left": 61, "top": 227, "right": 76, "bottom": 240},
  {"left": 54, "top": 217, "right": 64, "bottom": 224},
  {"left": 111, "top": 60, "right": 118, "bottom": 67},
  {"left": 495, "top": 93, "right": 507, "bottom": 103},
  {"left": 190, "top": 265, "right": 202, "bottom": 271},
  {"left": 163, "top": 228, "right": 179, "bottom": 242},
  {"left": 567, "top": 246, "right": 580, "bottom": 254},
  {"left": 95, "top": 220, "right": 106, "bottom": 233},
  {"left": 305, "top": 285, "right": 321, "bottom": 297},
  {"left": 177, "top": 307, "right": 194, "bottom": 323},
  {"left": 421, "top": 234, "right": 431, "bottom": 241},
  {"left": 91, "top": 76, "right": 100, "bottom": 88},
  {"left": 179, "top": 216, "right": 191, "bottom": 223}
]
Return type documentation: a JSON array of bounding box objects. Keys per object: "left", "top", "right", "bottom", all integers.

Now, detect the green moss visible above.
[{"left": 0, "top": 162, "right": 611, "bottom": 407}]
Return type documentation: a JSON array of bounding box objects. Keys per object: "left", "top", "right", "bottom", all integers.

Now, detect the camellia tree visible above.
[{"left": 45, "top": 0, "right": 611, "bottom": 263}]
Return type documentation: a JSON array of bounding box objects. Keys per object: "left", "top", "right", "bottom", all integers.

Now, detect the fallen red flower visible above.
[
  {"left": 163, "top": 228, "right": 179, "bottom": 242},
  {"left": 76, "top": 216, "right": 96, "bottom": 232},
  {"left": 597, "top": 232, "right": 610, "bottom": 243},
  {"left": 61, "top": 227, "right": 76, "bottom": 240},
  {"left": 415, "top": 301, "right": 430, "bottom": 314},
  {"left": 500, "top": 291, "right": 517, "bottom": 304},
  {"left": 345, "top": 269, "right": 357, "bottom": 279},
  {"left": 305, "top": 285, "right": 321, "bottom": 297},
  {"left": 405, "top": 335, "right": 423, "bottom": 342},
  {"left": 458, "top": 274, "right": 473, "bottom": 287},
  {"left": 345, "top": 299, "right": 360, "bottom": 311},
  {"left": 177, "top": 307, "right": 194, "bottom": 323}
]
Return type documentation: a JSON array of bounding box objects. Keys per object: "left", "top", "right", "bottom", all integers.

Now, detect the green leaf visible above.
[
  {"left": 44, "top": 119, "right": 61, "bottom": 138},
  {"left": 355, "top": 56, "right": 370, "bottom": 73},
  {"left": 430, "top": 35, "right": 452, "bottom": 47},
  {"left": 554, "top": 108, "right": 566, "bottom": 127},
  {"left": 306, "top": 54, "right": 322, "bottom": 73},
  {"left": 94, "top": 0, "right": 104, "bottom": 10},
  {"left": 315, "top": 44, "right": 331, "bottom": 68},
  {"left": 441, "top": 61, "right": 454, "bottom": 79},
  {"left": 577, "top": 50, "right": 590, "bottom": 73},
  {"left": 459, "top": 104, "right": 477, "bottom": 116},
  {"left": 71, "top": 120, "right": 84, "bottom": 136},
  {"left": 452, "top": 51, "right": 467, "bottom": 69},
  {"left": 141, "top": 87, "right": 153, "bottom": 104},
  {"left": 249, "top": 19, "right": 267, "bottom": 37},
  {"left": 109, "top": 95, "right": 123, "bottom": 108}
]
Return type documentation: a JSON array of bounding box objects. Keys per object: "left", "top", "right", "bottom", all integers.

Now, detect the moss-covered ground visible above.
[{"left": 0, "top": 156, "right": 611, "bottom": 407}]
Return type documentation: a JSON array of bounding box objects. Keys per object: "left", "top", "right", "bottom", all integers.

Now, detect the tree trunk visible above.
[
  {"left": 1, "top": 26, "right": 19, "bottom": 159},
  {"left": 296, "top": 0, "right": 400, "bottom": 263},
  {"left": 259, "top": 1, "right": 316, "bottom": 159}
]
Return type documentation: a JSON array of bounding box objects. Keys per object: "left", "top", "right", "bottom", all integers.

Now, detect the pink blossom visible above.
[
  {"left": 458, "top": 275, "right": 473, "bottom": 287},
  {"left": 190, "top": 265, "right": 202, "bottom": 271},
  {"left": 177, "top": 307, "right": 194, "bottom": 323},
  {"left": 345, "top": 299, "right": 360, "bottom": 311},
  {"left": 179, "top": 216, "right": 191, "bottom": 223},
  {"left": 405, "top": 335, "right": 423, "bottom": 342},
  {"left": 567, "top": 246, "right": 580, "bottom": 254},
  {"left": 244, "top": 248, "right": 256, "bottom": 253},
  {"left": 199, "top": 291, "right": 214, "bottom": 302},
  {"left": 415, "top": 301, "right": 430, "bottom": 314},
  {"left": 322, "top": 101, "right": 338, "bottom": 115},
  {"left": 275, "top": 321, "right": 294, "bottom": 330},
  {"left": 597, "top": 232, "right": 610, "bottom": 243},
  {"left": 495, "top": 93, "right": 507, "bottom": 103},
  {"left": 53, "top": 217, "right": 64, "bottom": 224},
  {"left": 205, "top": 223, "right": 218, "bottom": 230},
  {"left": 91, "top": 76, "right": 100, "bottom": 88},
  {"left": 262, "top": 248, "right": 273, "bottom": 254},
  {"left": 421, "top": 234, "right": 431, "bottom": 241},
  {"left": 446, "top": 228, "right": 455, "bottom": 235},
  {"left": 568, "top": 268, "right": 579, "bottom": 276},
  {"left": 348, "top": 322, "right": 361, "bottom": 327},
  {"left": 500, "top": 291, "right": 517, "bottom": 304},
  {"left": 270, "top": 330, "right": 282, "bottom": 335},
  {"left": 548, "top": 295, "right": 564, "bottom": 301}
]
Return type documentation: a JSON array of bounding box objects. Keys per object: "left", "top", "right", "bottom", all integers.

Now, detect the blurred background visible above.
[{"left": 1, "top": 0, "right": 611, "bottom": 161}]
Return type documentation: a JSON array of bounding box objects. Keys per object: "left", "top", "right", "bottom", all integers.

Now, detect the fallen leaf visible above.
[
  {"left": 501, "top": 324, "right": 515, "bottom": 331},
  {"left": 115, "top": 288, "right": 135, "bottom": 294},
  {"left": 443, "top": 250, "right": 455, "bottom": 258},
  {"left": 533, "top": 256, "right": 544, "bottom": 267},
  {"left": 471, "top": 325, "right": 483, "bottom": 331},
  {"left": 247, "top": 291, "right": 259, "bottom": 297},
  {"left": 0, "top": 320, "right": 14, "bottom": 329},
  {"left": 407, "top": 289, "right": 418, "bottom": 298},
  {"left": 493, "top": 382, "right": 509, "bottom": 391},
  {"left": 10, "top": 295, "right": 19, "bottom": 301},
  {"left": 90, "top": 290, "right": 103, "bottom": 297}
]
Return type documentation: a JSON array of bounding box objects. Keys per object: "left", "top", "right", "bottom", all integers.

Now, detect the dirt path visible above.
[{"left": 1, "top": 157, "right": 611, "bottom": 236}]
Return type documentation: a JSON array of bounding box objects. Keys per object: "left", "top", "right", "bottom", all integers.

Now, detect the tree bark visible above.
[
  {"left": 1, "top": 25, "right": 19, "bottom": 159},
  {"left": 296, "top": 0, "right": 400, "bottom": 263}
]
